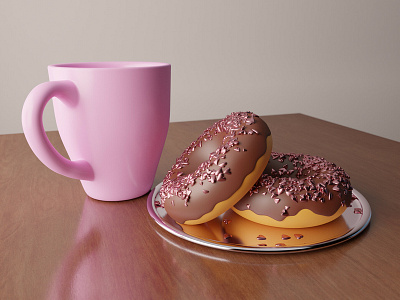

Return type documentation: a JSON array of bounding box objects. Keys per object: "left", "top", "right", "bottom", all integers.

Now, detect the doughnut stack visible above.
[{"left": 159, "top": 112, "right": 353, "bottom": 229}]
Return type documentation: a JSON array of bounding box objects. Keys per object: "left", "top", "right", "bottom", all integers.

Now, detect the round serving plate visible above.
[{"left": 147, "top": 183, "right": 371, "bottom": 253}]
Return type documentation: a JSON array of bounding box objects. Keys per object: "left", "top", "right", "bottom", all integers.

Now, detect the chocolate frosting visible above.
[
  {"left": 234, "top": 152, "right": 353, "bottom": 221},
  {"left": 160, "top": 112, "right": 272, "bottom": 224}
]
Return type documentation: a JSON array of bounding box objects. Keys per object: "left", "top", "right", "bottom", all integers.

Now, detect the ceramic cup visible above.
[{"left": 22, "top": 62, "right": 170, "bottom": 201}]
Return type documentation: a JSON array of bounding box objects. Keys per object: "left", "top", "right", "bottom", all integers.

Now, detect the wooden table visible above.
[{"left": 1, "top": 114, "right": 399, "bottom": 299}]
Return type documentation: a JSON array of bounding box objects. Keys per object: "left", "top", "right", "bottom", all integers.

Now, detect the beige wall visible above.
[{"left": 1, "top": 0, "right": 399, "bottom": 141}]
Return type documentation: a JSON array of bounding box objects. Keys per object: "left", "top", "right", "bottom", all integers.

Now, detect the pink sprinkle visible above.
[
  {"left": 215, "top": 167, "right": 223, "bottom": 175},
  {"left": 203, "top": 190, "right": 209, "bottom": 194},
  {"left": 217, "top": 174, "right": 226, "bottom": 181},
  {"left": 210, "top": 174, "right": 216, "bottom": 183},
  {"left": 223, "top": 168, "right": 231, "bottom": 174},
  {"left": 223, "top": 233, "right": 232, "bottom": 239},
  {"left": 294, "top": 234, "right": 304, "bottom": 239}
]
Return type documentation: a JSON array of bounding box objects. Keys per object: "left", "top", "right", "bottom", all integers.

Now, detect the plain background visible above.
[{"left": 1, "top": 0, "right": 399, "bottom": 141}]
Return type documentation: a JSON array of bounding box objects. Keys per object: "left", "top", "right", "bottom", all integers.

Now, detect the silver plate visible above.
[{"left": 147, "top": 183, "right": 371, "bottom": 253}]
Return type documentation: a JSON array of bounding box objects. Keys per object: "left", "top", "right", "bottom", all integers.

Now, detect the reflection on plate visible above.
[{"left": 147, "top": 183, "right": 371, "bottom": 253}]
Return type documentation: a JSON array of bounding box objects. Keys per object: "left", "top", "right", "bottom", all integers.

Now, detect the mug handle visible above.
[{"left": 22, "top": 80, "right": 94, "bottom": 181}]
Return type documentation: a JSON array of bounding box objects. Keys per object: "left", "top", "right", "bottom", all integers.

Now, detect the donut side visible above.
[
  {"left": 160, "top": 112, "right": 272, "bottom": 225},
  {"left": 232, "top": 205, "right": 347, "bottom": 228},
  {"left": 233, "top": 152, "right": 353, "bottom": 228}
]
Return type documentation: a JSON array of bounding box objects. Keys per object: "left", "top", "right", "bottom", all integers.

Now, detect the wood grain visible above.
[{"left": 1, "top": 114, "right": 399, "bottom": 299}]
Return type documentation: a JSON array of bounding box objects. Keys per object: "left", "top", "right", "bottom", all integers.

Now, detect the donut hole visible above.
[{"left": 181, "top": 132, "right": 227, "bottom": 175}]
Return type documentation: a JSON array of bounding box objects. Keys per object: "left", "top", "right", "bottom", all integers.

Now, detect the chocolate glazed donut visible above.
[
  {"left": 233, "top": 152, "right": 353, "bottom": 228},
  {"left": 160, "top": 112, "right": 273, "bottom": 225}
]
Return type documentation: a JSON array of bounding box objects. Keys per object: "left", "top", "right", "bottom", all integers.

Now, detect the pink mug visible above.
[{"left": 22, "top": 62, "right": 171, "bottom": 201}]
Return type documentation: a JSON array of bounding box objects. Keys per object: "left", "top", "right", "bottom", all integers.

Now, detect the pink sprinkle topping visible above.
[{"left": 223, "top": 168, "right": 231, "bottom": 174}]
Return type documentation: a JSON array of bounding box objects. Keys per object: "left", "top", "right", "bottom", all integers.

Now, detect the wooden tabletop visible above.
[{"left": 1, "top": 113, "right": 399, "bottom": 299}]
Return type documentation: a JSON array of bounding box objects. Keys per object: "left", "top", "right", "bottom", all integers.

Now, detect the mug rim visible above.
[{"left": 49, "top": 61, "right": 170, "bottom": 69}]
